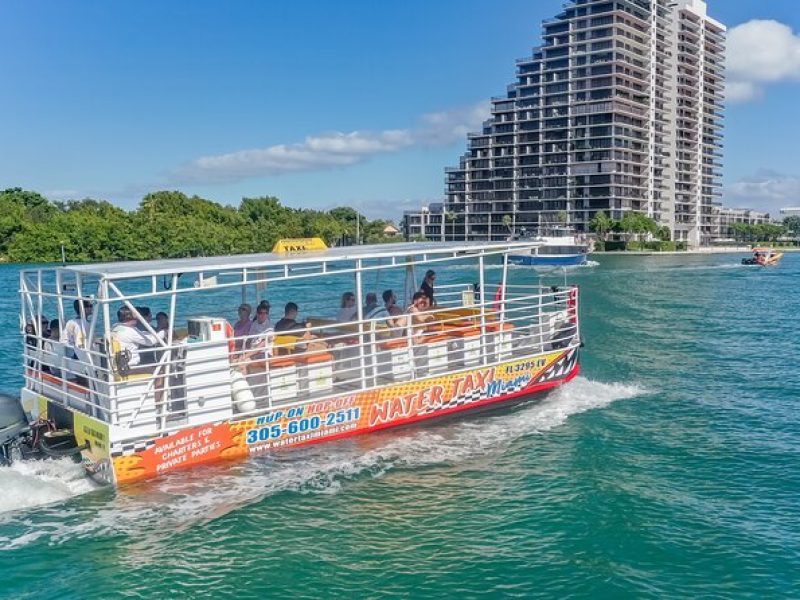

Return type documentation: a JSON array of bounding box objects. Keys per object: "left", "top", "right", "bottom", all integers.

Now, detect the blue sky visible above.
[{"left": 1, "top": 0, "right": 799, "bottom": 220}]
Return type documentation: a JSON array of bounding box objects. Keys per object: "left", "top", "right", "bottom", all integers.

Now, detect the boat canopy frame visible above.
[{"left": 18, "top": 240, "right": 582, "bottom": 445}]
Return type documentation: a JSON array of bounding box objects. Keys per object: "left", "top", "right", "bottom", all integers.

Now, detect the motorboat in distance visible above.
[{"left": 742, "top": 247, "right": 783, "bottom": 267}]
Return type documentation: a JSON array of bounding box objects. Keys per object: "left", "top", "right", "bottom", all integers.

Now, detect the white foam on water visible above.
[
  {"left": 0, "top": 458, "right": 101, "bottom": 515},
  {"left": 0, "top": 377, "right": 645, "bottom": 549}
]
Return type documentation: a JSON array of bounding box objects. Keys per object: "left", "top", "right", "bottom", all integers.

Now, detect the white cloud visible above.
[
  {"left": 172, "top": 101, "right": 490, "bottom": 184},
  {"left": 417, "top": 101, "right": 491, "bottom": 145},
  {"left": 727, "top": 19, "right": 800, "bottom": 102},
  {"left": 725, "top": 171, "right": 800, "bottom": 215},
  {"left": 42, "top": 189, "right": 80, "bottom": 201}
]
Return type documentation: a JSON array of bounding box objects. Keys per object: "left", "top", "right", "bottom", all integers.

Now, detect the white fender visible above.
[{"left": 231, "top": 369, "right": 256, "bottom": 413}]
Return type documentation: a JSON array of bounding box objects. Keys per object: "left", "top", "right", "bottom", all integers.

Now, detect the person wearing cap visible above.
[{"left": 233, "top": 303, "right": 252, "bottom": 350}]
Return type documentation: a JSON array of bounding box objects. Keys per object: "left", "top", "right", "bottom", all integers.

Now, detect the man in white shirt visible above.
[
  {"left": 248, "top": 301, "right": 273, "bottom": 337},
  {"left": 61, "top": 299, "right": 93, "bottom": 353},
  {"left": 111, "top": 306, "right": 164, "bottom": 368}
]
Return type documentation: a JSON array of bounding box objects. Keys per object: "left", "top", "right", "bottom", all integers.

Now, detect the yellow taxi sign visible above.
[{"left": 272, "top": 237, "right": 328, "bottom": 253}]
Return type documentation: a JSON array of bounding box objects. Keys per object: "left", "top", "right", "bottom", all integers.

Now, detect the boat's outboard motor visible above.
[{"left": 0, "top": 394, "right": 29, "bottom": 465}]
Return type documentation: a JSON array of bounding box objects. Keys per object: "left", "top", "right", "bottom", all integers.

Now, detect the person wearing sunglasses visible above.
[
  {"left": 406, "top": 291, "right": 434, "bottom": 342},
  {"left": 420, "top": 270, "right": 437, "bottom": 307},
  {"left": 232, "top": 303, "right": 252, "bottom": 351}
]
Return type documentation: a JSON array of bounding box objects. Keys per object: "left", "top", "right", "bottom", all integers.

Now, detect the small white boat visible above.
[{"left": 508, "top": 227, "right": 589, "bottom": 268}]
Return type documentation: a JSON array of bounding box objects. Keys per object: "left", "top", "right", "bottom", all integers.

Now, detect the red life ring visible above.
[{"left": 224, "top": 321, "right": 236, "bottom": 356}]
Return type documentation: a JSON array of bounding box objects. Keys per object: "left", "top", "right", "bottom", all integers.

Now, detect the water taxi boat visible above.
[
  {"left": 742, "top": 247, "right": 783, "bottom": 267},
  {"left": 5, "top": 240, "right": 581, "bottom": 485},
  {"left": 508, "top": 227, "right": 589, "bottom": 269}
]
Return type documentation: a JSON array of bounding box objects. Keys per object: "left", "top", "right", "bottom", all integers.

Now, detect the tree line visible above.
[
  {"left": 0, "top": 188, "right": 400, "bottom": 263},
  {"left": 588, "top": 211, "right": 672, "bottom": 241},
  {"left": 588, "top": 211, "right": 800, "bottom": 243}
]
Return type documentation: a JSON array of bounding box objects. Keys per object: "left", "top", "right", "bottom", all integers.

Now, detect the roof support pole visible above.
[
  {"left": 499, "top": 251, "right": 509, "bottom": 326},
  {"left": 354, "top": 259, "right": 368, "bottom": 388},
  {"left": 101, "top": 279, "right": 117, "bottom": 425},
  {"left": 478, "top": 254, "right": 487, "bottom": 366},
  {"left": 161, "top": 273, "right": 179, "bottom": 430}
]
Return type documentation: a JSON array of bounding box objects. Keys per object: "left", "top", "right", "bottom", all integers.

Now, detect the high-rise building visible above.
[{"left": 405, "top": 0, "right": 726, "bottom": 247}]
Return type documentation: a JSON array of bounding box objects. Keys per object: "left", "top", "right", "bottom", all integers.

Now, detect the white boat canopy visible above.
[{"left": 62, "top": 241, "right": 542, "bottom": 281}]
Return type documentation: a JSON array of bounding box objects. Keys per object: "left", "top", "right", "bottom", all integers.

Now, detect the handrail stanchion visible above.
[
  {"left": 161, "top": 273, "right": 179, "bottom": 432},
  {"left": 500, "top": 252, "right": 509, "bottom": 326},
  {"left": 478, "top": 253, "right": 487, "bottom": 365},
  {"left": 354, "top": 259, "right": 367, "bottom": 390}
]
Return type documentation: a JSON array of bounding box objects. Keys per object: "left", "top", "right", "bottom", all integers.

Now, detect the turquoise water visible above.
[{"left": 1, "top": 254, "right": 799, "bottom": 598}]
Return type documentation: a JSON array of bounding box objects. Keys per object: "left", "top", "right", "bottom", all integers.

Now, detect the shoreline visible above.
[{"left": 592, "top": 246, "right": 800, "bottom": 256}]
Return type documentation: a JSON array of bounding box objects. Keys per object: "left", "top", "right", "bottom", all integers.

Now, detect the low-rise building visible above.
[
  {"left": 780, "top": 207, "right": 800, "bottom": 219},
  {"left": 402, "top": 203, "right": 445, "bottom": 240},
  {"left": 712, "top": 206, "right": 770, "bottom": 243}
]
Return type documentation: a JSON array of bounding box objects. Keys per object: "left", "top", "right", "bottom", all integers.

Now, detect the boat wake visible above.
[
  {"left": 0, "top": 458, "right": 101, "bottom": 515},
  {"left": 0, "top": 376, "right": 645, "bottom": 549}
]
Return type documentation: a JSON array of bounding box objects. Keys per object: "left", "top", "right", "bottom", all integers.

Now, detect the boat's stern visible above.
[{"left": 22, "top": 388, "right": 115, "bottom": 485}]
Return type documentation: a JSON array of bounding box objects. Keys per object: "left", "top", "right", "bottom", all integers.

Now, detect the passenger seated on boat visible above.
[
  {"left": 275, "top": 302, "right": 303, "bottom": 333},
  {"left": 61, "top": 298, "right": 92, "bottom": 356},
  {"left": 383, "top": 289, "right": 403, "bottom": 318},
  {"left": 155, "top": 312, "right": 169, "bottom": 333},
  {"left": 420, "top": 270, "right": 437, "bottom": 307},
  {"left": 236, "top": 302, "right": 274, "bottom": 367},
  {"left": 381, "top": 289, "right": 407, "bottom": 336},
  {"left": 273, "top": 303, "right": 329, "bottom": 353},
  {"left": 336, "top": 292, "right": 357, "bottom": 322},
  {"left": 111, "top": 306, "right": 164, "bottom": 369},
  {"left": 135, "top": 306, "right": 152, "bottom": 331},
  {"left": 42, "top": 319, "right": 62, "bottom": 377},
  {"left": 364, "top": 292, "right": 389, "bottom": 321},
  {"left": 407, "top": 292, "right": 435, "bottom": 342},
  {"left": 232, "top": 303, "right": 252, "bottom": 350},
  {"left": 248, "top": 301, "right": 273, "bottom": 338}
]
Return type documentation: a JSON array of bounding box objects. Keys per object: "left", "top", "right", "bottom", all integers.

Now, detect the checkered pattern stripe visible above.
[
  {"left": 111, "top": 438, "right": 157, "bottom": 457},
  {"left": 534, "top": 348, "right": 577, "bottom": 384}
]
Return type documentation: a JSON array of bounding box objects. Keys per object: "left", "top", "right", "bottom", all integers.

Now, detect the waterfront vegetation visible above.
[
  {"left": 0, "top": 188, "right": 399, "bottom": 263},
  {"left": 590, "top": 211, "right": 799, "bottom": 251}
]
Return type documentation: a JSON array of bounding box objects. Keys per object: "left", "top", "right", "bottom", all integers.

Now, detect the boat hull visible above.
[
  {"left": 508, "top": 254, "right": 588, "bottom": 267},
  {"left": 27, "top": 347, "right": 580, "bottom": 485}
]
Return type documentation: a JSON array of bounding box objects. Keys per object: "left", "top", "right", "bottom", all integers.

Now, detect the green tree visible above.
[
  {"left": 588, "top": 211, "right": 614, "bottom": 241},
  {"left": 620, "top": 212, "right": 658, "bottom": 242},
  {"left": 502, "top": 214, "right": 513, "bottom": 237},
  {"left": 783, "top": 215, "right": 800, "bottom": 236},
  {"left": 445, "top": 211, "right": 457, "bottom": 241},
  {"left": 0, "top": 188, "right": 401, "bottom": 262}
]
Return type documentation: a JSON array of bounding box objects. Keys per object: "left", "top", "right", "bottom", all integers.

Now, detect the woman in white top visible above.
[{"left": 336, "top": 292, "right": 358, "bottom": 322}]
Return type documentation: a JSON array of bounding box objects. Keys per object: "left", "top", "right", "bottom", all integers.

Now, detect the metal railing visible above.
[{"left": 22, "top": 285, "right": 579, "bottom": 443}]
